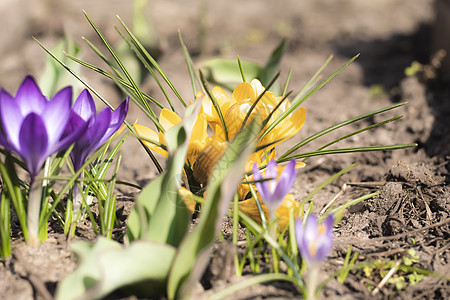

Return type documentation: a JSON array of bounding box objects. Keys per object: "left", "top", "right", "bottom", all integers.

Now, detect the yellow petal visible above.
[
  {"left": 187, "top": 138, "right": 210, "bottom": 166},
  {"left": 238, "top": 193, "right": 303, "bottom": 231},
  {"left": 275, "top": 193, "right": 303, "bottom": 231},
  {"left": 212, "top": 86, "right": 230, "bottom": 106},
  {"left": 250, "top": 79, "right": 265, "bottom": 95},
  {"left": 238, "top": 197, "right": 268, "bottom": 224},
  {"left": 159, "top": 109, "right": 182, "bottom": 131},
  {"left": 193, "top": 140, "right": 228, "bottom": 184},
  {"left": 191, "top": 112, "right": 208, "bottom": 143},
  {"left": 231, "top": 82, "right": 255, "bottom": 102},
  {"left": 133, "top": 123, "right": 168, "bottom": 157},
  {"left": 179, "top": 187, "right": 197, "bottom": 214},
  {"left": 262, "top": 107, "right": 307, "bottom": 147}
]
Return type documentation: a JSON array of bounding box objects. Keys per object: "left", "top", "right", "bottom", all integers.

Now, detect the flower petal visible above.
[
  {"left": 231, "top": 82, "right": 255, "bottom": 102},
  {"left": 275, "top": 193, "right": 302, "bottom": 231},
  {"left": 159, "top": 109, "right": 182, "bottom": 132},
  {"left": 15, "top": 76, "right": 46, "bottom": 115},
  {"left": 190, "top": 111, "right": 207, "bottom": 143},
  {"left": 57, "top": 112, "right": 89, "bottom": 153},
  {"left": 0, "top": 89, "right": 23, "bottom": 149},
  {"left": 18, "top": 113, "right": 49, "bottom": 178},
  {"left": 43, "top": 86, "right": 72, "bottom": 147},
  {"left": 71, "top": 109, "right": 111, "bottom": 170},
  {"left": 273, "top": 159, "right": 296, "bottom": 202},
  {"left": 72, "top": 89, "right": 96, "bottom": 122},
  {"left": 101, "top": 98, "right": 129, "bottom": 145},
  {"left": 253, "top": 163, "right": 269, "bottom": 201},
  {"left": 133, "top": 122, "right": 168, "bottom": 157}
]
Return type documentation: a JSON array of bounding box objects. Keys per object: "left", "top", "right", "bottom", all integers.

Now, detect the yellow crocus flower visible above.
[{"left": 133, "top": 107, "right": 209, "bottom": 165}]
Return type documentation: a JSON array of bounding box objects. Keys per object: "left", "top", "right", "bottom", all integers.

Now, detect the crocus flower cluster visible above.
[
  {"left": 0, "top": 76, "right": 87, "bottom": 181},
  {"left": 0, "top": 76, "right": 128, "bottom": 244},
  {"left": 133, "top": 79, "right": 307, "bottom": 225},
  {"left": 0, "top": 76, "right": 129, "bottom": 179}
]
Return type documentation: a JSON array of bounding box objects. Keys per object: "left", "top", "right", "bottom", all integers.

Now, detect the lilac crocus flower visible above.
[
  {"left": 63, "top": 89, "right": 129, "bottom": 172},
  {"left": 0, "top": 76, "right": 87, "bottom": 180},
  {"left": 295, "top": 214, "right": 334, "bottom": 267},
  {"left": 253, "top": 159, "right": 296, "bottom": 219}
]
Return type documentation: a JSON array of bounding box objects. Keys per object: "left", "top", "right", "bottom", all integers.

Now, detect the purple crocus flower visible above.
[
  {"left": 0, "top": 76, "right": 87, "bottom": 181},
  {"left": 63, "top": 89, "right": 129, "bottom": 171},
  {"left": 295, "top": 214, "right": 334, "bottom": 267},
  {"left": 253, "top": 159, "right": 296, "bottom": 218}
]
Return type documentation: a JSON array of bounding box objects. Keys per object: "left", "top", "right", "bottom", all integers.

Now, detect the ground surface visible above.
[{"left": 0, "top": 0, "right": 449, "bottom": 299}]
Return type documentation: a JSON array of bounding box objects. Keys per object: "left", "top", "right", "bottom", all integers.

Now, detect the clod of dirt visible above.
[{"left": 386, "top": 160, "right": 440, "bottom": 185}]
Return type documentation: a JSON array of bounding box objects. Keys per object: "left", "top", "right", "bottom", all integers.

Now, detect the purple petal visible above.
[
  {"left": 18, "top": 113, "right": 49, "bottom": 179},
  {"left": 62, "top": 111, "right": 88, "bottom": 140},
  {"left": 99, "top": 98, "right": 129, "bottom": 146},
  {"left": 304, "top": 214, "right": 319, "bottom": 244},
  {"left": 42, "top": 86, "right": 72, "bottom": 147},
  {"left": 71, "top": 108, "right": 112, "bottom": 170},
  {"left": 253, "top": 163, "right": 270, "bottom": 202},
  {"left": 313, "top": 215, "right": 334, "bottom": 262},
  {"left": 56, "top": 113, "right": 90, "bottom": 153},
  {"left": 15, "top": 76, "right": 46, "bottom": 115},
  {"left": 323, "top": 214, "right": 334, "bottom": 231},
  {"left": 0, "top": 89, "right": 22, "bottom": 149},
  {"left": 273, "top": 159, "right": 296, "bottom": 203},
  {"left": 295, "top": 218, "right": 312, "bottom": 261},
  {"left": 72, "top": 89, "right": 96, "bottom": 122},
  {"left": 296, "top": 214, "right": 334, "bottom": 266}
]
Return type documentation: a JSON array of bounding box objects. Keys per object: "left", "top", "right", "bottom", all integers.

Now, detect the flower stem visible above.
[
  {"left": 27, "top": 180, "right": 41, "bottom": 246},
  {"left": 306, "top": 266, "right": 319, "bottom": 300},
  {"left": 72, "top": 182, "right": 83, "bottom": 219}
]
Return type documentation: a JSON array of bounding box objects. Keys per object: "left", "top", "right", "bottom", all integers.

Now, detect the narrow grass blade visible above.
[
  {"left": 237, "top": 210, "right": 304, "bottom": 289},
  {"left": 116, "top": 15, "right": 187, "bottom": 107},
  {"left": 1, "top": 155, "right": 27, "bottom": 240},
  {"left": 282, "top": 67, "right": 293, "bottom": 97},
  {"left": 260, "top": 54, "right": 359, "bottom": 142},
  {"left": 64, "top": 52, "right": 163, "bottom": 109},
  {"left": 279, "top": 144, "right": 417, "bottom": 163},
  {"left": 179, "top": 30, "right": 200, "bottom": 97},
  {"left": 209, "top": 273, "right": 299, "bottom": 300},
  {"left": 84, "top": 12, "right": 161, "bottom": 124},
  {"left": 237, "top": 56, "right": 247, "bottom": 82},
  {"left": 308, "top": 115, "right": 404, "bottom": 159},
  {"left": 102, "top": 152, "right": 121, "bottom": 238},
  {"left": 292, "top": 55, "right": 333, "bottom": 104},
  {"left": 302, "top": 163, "right": 358, "bottom": 204},
  {"left": 199, "top": 69, "right": 229, "bottom": 141},
  {"left": 115, "top": 27, "right": 175, "bottom": 111},
  {"left": 279, "top": 102, "right": 407, "bottom": 159},
  {"left": 0, "top": 192, "right": 11, "bottom": 257}
]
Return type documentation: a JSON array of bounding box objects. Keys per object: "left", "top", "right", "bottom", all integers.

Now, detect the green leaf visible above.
[
  {"left": 127, "top": 102, "right": 201, "bottom": 246},
  {"left": 55, "top": 238, "right": 176, "bottom": 300},
  {"left": 257, "top": 38, "right": 288, "bottom": 94},
  {"left": 167, "top": 121, "right": 260, "bottom": 300},
  {"left": 201, "top": 58, "right": 262, "bottom": 90}
]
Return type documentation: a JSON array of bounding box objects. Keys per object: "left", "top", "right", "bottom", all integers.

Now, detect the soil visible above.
[{"left": 0, "top": 0, "right": 449, "bottom": 299}]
